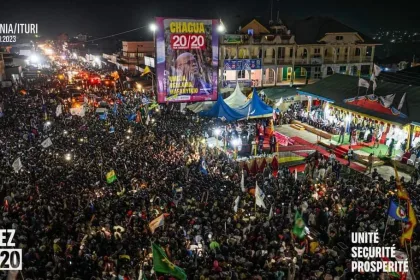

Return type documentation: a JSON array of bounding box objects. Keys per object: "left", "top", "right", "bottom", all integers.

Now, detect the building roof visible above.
[
  {"left": 283, "top": 16, "right": 377, "bottom": 45},
  {"left": 298, "top": 74, "right": 420, "bottom": 124},
  {"left": 260, "top": 87, "right": 298, "bottom": 101},
  {"left": 378, "top": 71, "right": 420, "bottom": 87}
]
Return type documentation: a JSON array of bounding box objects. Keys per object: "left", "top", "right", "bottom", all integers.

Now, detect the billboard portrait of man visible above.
[
  {"left": 155, "top": 17, "right": 219, "bottom": 103},
  {"left": 175, "top": 52, "right": 211, "bottom": 95}
]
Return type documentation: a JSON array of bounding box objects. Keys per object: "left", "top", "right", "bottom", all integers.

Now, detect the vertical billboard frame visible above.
[{"left": 155, "top": 17, "right": 219, "bottom": 103}]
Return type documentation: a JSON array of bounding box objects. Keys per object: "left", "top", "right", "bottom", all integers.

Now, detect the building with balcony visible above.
[
  {"left": 121, "top": 41, "right": 154, "bottom": 72},
  {"left": 220, "top": 16, "right": 380, "bottom": 89}
]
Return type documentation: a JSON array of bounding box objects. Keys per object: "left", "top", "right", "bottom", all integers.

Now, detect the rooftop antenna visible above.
[{"left": 269, "top": 0, "right": 274, "bottom": 25}]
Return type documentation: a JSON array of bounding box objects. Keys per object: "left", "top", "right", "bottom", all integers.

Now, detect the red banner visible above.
[{"left": 274, "top": 132, "right": 289, "bottom": 146}]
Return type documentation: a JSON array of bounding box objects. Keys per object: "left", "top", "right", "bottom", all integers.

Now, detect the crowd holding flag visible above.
[
  {"left": 152, "top": 243, "right": 187, "bottom": 280},
  {"left": 268, "top": 205, "right": 273, "bottom": 220},
  {"left": 233, "top": 196, "right": 240, "bottom": 213},
  {"left": 12, "top": 157, "right": 22, "bottom": 173},
  {"left": 400, "top": 200, "right": 417, "bottom": 247},
  {"left": 358, "top": 78, "right": 370, "bottom": 89},
  {"left": 240, "top": 170, "right": 246, "bottom": 192},
  {"left": 388, "top": 200, "right": 409, "bottom": 222},
  {"left": 106, "top": 169, "right": 117, "bottom": 184},
  {"left": 200, "top": 158, "right": 208, "bottom": 175},
  {"left": 41, "top": 137, "right": 53, "bottom": 148},
  {"left": 149, "top": 214, "right": 165, "bottom": 234},
  {"left": 391, "top": 165, "right": 418, "bottom": 265},
  {"left": 255, "top": 182, "right": 266, "bottom": 209},
  {"left": 56, "top": 104, "right": 62, "bottom": 117},
  {"left": 292, "top": 211, "right": 306, "bottom": 239},
  {"left": 398, "top": 93, "right": 406, "bottom": 111},
  {"left": 141, "top": 66, "right": 152, "bottom": 76}
]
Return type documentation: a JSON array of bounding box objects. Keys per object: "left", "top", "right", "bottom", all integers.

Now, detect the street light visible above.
[
  {"left": 65, "top": 153, "right": 72, "bottom": 161},
  {"left": 149, "top": 23, "right": 157, "bottom": 32},
  {"left": 217, "top": 24, "right": 226, "bottom": 33}
]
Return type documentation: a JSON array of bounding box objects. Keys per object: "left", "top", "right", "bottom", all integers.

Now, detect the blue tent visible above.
[
  {"left": 199, "top": 95, "right": 245, "bottom": 122},
  {"left": 236, "top": 88, "right": 274, "bottom": 119}
]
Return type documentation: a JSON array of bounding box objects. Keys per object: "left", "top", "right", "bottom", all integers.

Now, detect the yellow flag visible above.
[{"left": 141, "top": 66, "right": 151, "bottom": 76}]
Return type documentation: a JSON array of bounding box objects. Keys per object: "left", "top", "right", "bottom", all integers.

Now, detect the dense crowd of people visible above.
[{"left": 0, "top": 74, "right": 419, "bottom": 280}]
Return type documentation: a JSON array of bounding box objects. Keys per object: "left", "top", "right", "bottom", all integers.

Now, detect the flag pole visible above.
[
  {"left": 383, "top": 199, "right": 391, "bottom": 241},
  {"left": 382, "top": 216, "right": 390, "bottom": 242}
]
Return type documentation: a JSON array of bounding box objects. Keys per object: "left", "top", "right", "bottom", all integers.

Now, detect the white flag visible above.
[
  {"left": 268, "top": 205, "right": 273, "bottom": 220},
  {"left": 137, "top": 269, "right": 143, "bottom": 280},
  {"left": 294, "top": 168, "right": 298, "bottom": 181},
  {"left": 70, "top": 107, "right": 85, "bottom": 117},
  {"left": 56, "top": 105, "right": 62, "bottom": 117},
  {"left": 370, "top": 73, "right": 375, "bottom": 82},
  {"left": 255, "top": 183, "right": 266, "bottom": 209},
  {"left": 358, "top": 78, "right": 370, "bottom": 89},
  {"left": 41, "top": 137, "right": 53, "bottom": 148},
  {"left": 240, "top": 170, "right": 246, "bottom": 192},
  {"left": 372, "top": 79, "right": 377, "bottom": 92},
  {"left": 398, "top": 93, "right": 406, "bottom": 111},
  {"left": 12, "top": 158, "right": 22, "bottom": 173},
  {"left": 233, "top": 196, "right": 240, "bottom": 213},
  {"left": 374, "top": 64, "right": 382, "bottom": 76},
  {"left": 380, "top": 94, "right": 396, "bottom": 108}
]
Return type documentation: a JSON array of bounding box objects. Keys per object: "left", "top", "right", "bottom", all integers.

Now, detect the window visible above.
[
  {"left": 314, "top": 48, "right": 320, "bottom": 54},
  {"left": 314, "top": 66, "right": 321, "bottom": 72},
  {"left": 289, "top": 48, "right": 293, "bottom": 58},
  {"left": 129, "top": 53, "right": 136, "bottom": 58},
  {"left": 314, "top": 73, "right": 321, "bottom": 79},
  {"left": 301, "top": 68, "right": 307, "bottom": 76},
  {"left": 326, "top": 67, "right": 334, "bottom": 76},
  {"left": 138, "top": 53, "right": 144, "bottom": 58},
  {"left": 355, "top": 48, "right": 361, "bottom": 56},
  {"left": 238, "top": 70, "right": 246, "bottom": 79},
  {"left": 336, "top": 36, "right": 343, "bottom": 40},
  {"left": 340, "top": 66, "right": 347, "bottom": 73},
  {"left": 278, "top": 47, "right": 285, "bottom": 58},
  {"left": 248, "top": 29, "right": 254, "bottom": 35}
]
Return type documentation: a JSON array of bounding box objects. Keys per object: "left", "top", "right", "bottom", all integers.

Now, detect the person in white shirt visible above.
[{"left": 329, "top": 151, "right": 336, "bottom": 163}]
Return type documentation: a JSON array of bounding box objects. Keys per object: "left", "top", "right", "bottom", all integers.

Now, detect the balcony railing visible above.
[
  {"left": 277, "top": 58, "right": 293, "bottom": 64},
  {"left": 264, "top": 57, "right": 275, "bottom": 64},
  {"left": 324, "top": 57, "right": 335, "bottom": 63},
  {"left": 310, "top": 57, "right": 323, "bottom": 65},
  {"left": 361, "top": 56, "right": 372, "bottom": 63}
]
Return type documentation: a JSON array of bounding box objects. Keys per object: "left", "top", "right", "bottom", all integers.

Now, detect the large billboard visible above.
[{"left": 155, "top": 17, "right": 219, "bottom": 103}]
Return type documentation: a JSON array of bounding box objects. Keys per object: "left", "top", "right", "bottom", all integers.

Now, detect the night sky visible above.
[{"left": 1, "top": 0, "right": 419, "bottom": 39}]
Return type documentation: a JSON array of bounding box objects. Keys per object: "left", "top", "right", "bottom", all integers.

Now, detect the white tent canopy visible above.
[
  {"left": 224, "top": 83, "right": 248, "bottom": 108},
  {"left": 186, "top": 83, "right": 248, "bottom": 113},
  {"left": 186, "top": 101, "right": 214, "bottom": 113}
]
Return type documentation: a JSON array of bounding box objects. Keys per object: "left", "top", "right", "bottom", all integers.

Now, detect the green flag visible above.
[
  {"left": 152, "top": 243, "right": 187, "bottom": 280},
  {"left": 106, "top": 170, "right": 117, "bottom": 184},
  {"left": 292, "top": 211, "right": 306, "bottom": 239}
]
